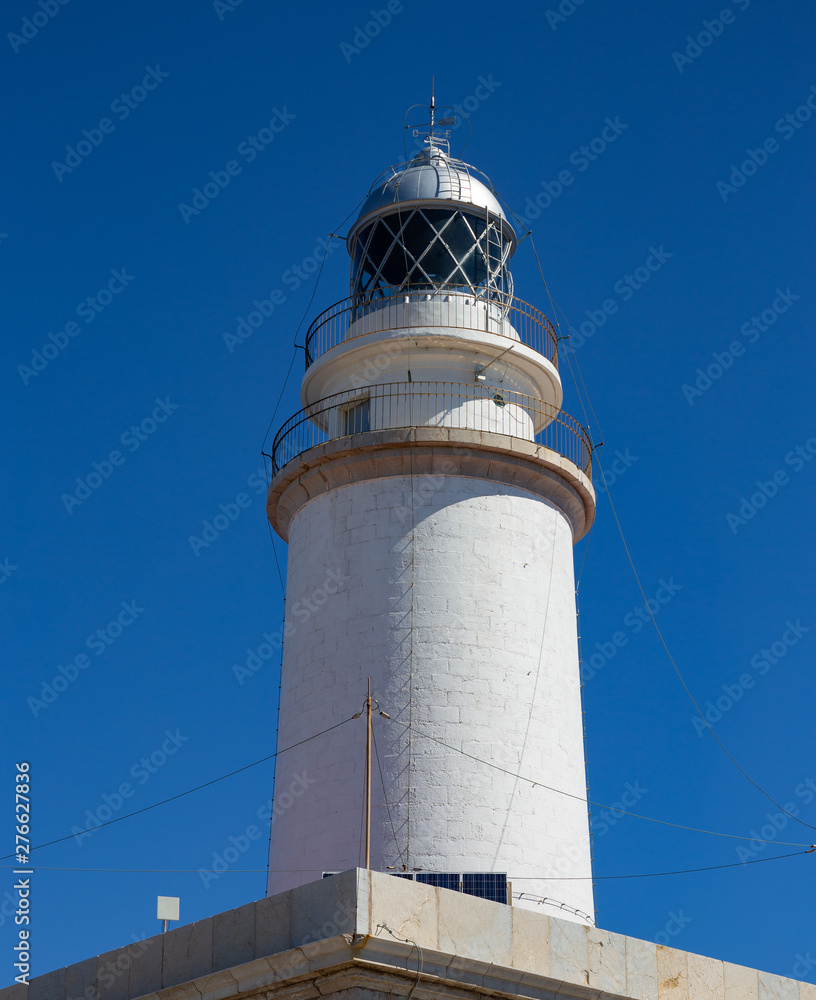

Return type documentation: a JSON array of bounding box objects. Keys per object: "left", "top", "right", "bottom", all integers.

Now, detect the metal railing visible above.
[
  {"left": 270, "top": 381, "right": 591, "bottom": 476},
  {"left": 303, "top": 285, "right": 558, "bottom": 369}
]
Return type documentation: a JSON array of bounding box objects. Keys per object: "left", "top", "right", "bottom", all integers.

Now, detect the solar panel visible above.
[
  {"left": 387, "top": 871, "right": 509, "bottom": 904},
  {"left": 462, "top": 872, "right": 508, "bottom": 904},
  {"left": 416, "top": 872, "right": 461, "bottom": 891}
]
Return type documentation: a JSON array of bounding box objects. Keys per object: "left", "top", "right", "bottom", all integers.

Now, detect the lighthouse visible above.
[
  {"left": 265, "top": 106, "right": 596, "bottom": 923},
  {"left": 17, "top": 108, "right": 816, "bottom": 1000}
]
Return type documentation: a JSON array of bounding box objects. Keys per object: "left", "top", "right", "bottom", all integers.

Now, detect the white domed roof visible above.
[{"left": 350, "top": 146, "right": 515, "bottom": 243}]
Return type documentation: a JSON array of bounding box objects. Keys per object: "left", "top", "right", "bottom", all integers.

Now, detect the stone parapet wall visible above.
[{"left": 3, "top": 871, "right": 813, "bottom": 1000}]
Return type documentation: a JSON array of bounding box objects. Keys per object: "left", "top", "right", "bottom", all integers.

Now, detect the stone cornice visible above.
[{"left": 267, "top": 428, "right": 596, "bottom": 543}]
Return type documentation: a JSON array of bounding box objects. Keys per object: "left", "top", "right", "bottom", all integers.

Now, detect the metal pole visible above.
[{"left": 365, "top": 677, "right": 372, "bottom": 869}]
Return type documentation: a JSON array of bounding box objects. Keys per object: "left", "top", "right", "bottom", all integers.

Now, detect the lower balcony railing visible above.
[{"left": 269, "top": 382, "right": 592, "bottom": 476}]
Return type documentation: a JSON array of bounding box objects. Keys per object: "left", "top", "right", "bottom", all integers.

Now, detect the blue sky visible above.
[{"left": 2, "top": 0, "right": 815, "bottom": 984}]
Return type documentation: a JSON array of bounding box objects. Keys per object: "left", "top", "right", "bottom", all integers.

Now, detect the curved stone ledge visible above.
[{"left": 267, "top": 427, "right": 596, "bottom": 543}]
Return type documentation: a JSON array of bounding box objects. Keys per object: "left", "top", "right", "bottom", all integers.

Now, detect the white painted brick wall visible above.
[{"left": 267, "top": 473, "right": 594, "bottom": 922}]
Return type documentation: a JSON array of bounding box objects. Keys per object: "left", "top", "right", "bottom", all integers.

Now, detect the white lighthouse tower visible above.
[{"left": 265, "top": 107, "right": 596, "bottom": 923}]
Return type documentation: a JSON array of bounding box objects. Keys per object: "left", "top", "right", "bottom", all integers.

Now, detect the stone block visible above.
[
  {"left": 724, "top": 964, "right": 759, "bottom": 1000},
  {"left": 479, "top": 431, "right": 511, "bottom": 454},
  {"left": 213, "top": 903, "right": 256, "bottom": 972},
  {"left": 238, "top": 955, "right": 298, "bottom": 994},
  {"left": 65, "top": 958, "right": 97, "bottom": 1000},
  {"left": 758, "top": 972, "right": 799, "bottom": 1000},
  {"left": 549, "top": 917, "right": 589, "bottom": 987},
  {"left": 414, "top": 427, "right": 449, "bottom": 444},
  {"left": 658, "top": 946, "right": 689, "bottom": 1000},
  {"left": 688, "top": 953, "right": 724, "bottom": 1000},
  {"left": 376, "top": 455, "right": 408, "bottom": 478},
  {"left": 290, "top": 870, "right": 357, "bottom": 948},
  {"left": 368, "top": 871, "right": 438, "bottom": 950},
  {"left": 129, "top": 935, "right": 163, "bottom": 999},
  {"left": 626, "top": 936, "right": 658, "bottom": 1000},
  {"left": 193, "top": 968, "right": 243, "bottom": 1000},
  {"left": 29, "top": 967, "right": 66, "bottom": 1000},
  {"left": 510, "top": 906, "right": 550, "bottom": 979},
  {"left": 437, "top": 888, "right": 513, "bottom": 966},
  {"left": 154, "top": 983, "right": 201, "bottom": 1000},
  {"left": 380, "top": 429, "right": 414, "bottom": 446},
  {"left": 589, "top": 926, "right": 626, "bottom": 996},
  {"left": 95, "top": 947, "right": 132, "bottom": 1000},
  {"left": 162, "top": 918, "right": 213, "bottom": 989},
  {"left": 0, "top": 987, "right": 28, "bottom": 1000}
]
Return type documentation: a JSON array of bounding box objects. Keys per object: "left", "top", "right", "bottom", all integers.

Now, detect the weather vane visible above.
[{"left": 404, "top": 76, "right": 457, "bottom": 154}]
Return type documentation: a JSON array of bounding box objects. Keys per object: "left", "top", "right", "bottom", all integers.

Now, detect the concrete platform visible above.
[{"left": 3, "top": 869, "right": 813, "bottom": 1000}]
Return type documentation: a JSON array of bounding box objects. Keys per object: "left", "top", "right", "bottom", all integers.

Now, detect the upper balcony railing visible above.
[
  {"left": 303, "top": 285, "right": 558, "bottom": 369},
  {"left": 269, "top": 381, "right": 591, "bottom": 477}
]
